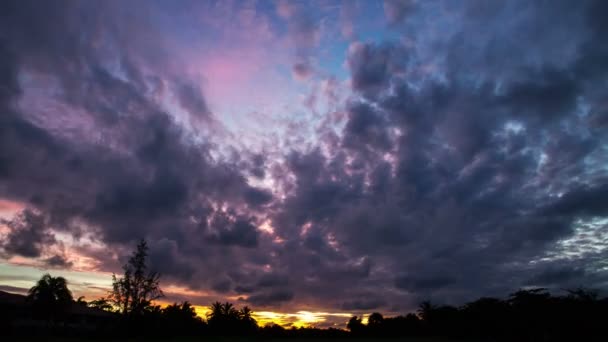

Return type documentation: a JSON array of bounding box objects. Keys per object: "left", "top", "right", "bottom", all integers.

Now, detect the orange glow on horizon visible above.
[
  {"left": 153, "top": 300, "right": 354, "bottom": 329},
  {"left": 189, "top": 306, "right": 353, "bottom": 328},
  {"left": 150, "top": 301, "right": 353, "bottom": 328}
]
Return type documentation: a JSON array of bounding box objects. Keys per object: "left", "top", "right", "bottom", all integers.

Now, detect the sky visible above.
[{"left": 1, "top": 0, "right": 607, "bottom": 329}]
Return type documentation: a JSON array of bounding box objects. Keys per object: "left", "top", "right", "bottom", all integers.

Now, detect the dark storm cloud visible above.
[
  {"left": 43, "top": 255, "right": 73, "bottom": 269},
  {"left": 244, "top": 289, "right": 295, "bottom": 306},
  {"left": 211, "top": 278, "right": 233, "bottom": 293},
  {"left": 527, "top": 266, "right": 587, "bottom": 287},
  {"left": 234, "top": 285, "right": 254, "bottom": 294},
  {"left": 0, "top": 0, "right": 607, "bottom": 315},
  {"left": 543, "top": 184, "right": 608, "bottom": 218},
  {"left": 243, "top": 188, "right": 273, "bottom": 207},
  {"left": 1, "top": 210, "right": 54, "bottom": 258},
  {"left": 148, "top": 239, "right": 196, "bottom": 282},
  {"left": 499, "top": 68, "right": 580, "bottom": 121},
  {"left": 0, "top": 0, "right": 274, "bottom": 289},
  {"left": 256, "top": 273, "right": 289, "bottom": 288},
  {"left": 247, "top": 154, "right": 266, "bottom": 179},
  {"left": 341, "top": 298, "right": 386, "bottom": 311},
  {"left": 174, "top": 80, "right": 212, "bottom": 121},
  {"left": 342, "top": 101, "right": 392, "bottom": 152},
  {"left": 264, "top": 0, "right": 608, "bottom": 310},
  {"left": 216, "top": 220, "right": 259, "bottom": 248},
  {"left": 395, "top": 275, "right": 456, "bottom": 292},
  {"left": 346, "top": 42, "right": 408, "bottom": 98}
]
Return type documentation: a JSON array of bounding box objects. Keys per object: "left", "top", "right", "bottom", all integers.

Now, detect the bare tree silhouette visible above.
[{"left": 109, "top": 239, "right": 163, "bottom": 315}]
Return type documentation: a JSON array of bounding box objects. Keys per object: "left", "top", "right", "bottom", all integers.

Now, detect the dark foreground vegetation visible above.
[{"left": 1, "top": 240, "right": 606, "bottom": 341}]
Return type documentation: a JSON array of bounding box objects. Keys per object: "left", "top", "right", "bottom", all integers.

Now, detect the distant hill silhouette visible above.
[
  {"left": 0, "top": 290, "right": 26, "bottom": 305},
  {"left": 0, "top": 290, "right": 114, "bottom": 317}
]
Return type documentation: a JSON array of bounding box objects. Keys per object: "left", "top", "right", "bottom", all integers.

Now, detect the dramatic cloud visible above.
[
  {"left": 0, "top": 0, "right": 607, "bottom": 321},
  {"left": 2, "top": 210, "right": 54, "bottom": 258}
]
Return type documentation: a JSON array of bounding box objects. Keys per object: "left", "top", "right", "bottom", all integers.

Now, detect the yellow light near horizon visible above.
[
  {"left": 194, "top": 305, "right": 211, "bottom": 318},
  {"left": 186, "top": 306, "right": 353, "bottom": 328},
  {"left": 254, "top": 311, "right": 288, "bottom": 326},
  {"left": 293, "top": 311, "right": 323, "bottom": 326}
]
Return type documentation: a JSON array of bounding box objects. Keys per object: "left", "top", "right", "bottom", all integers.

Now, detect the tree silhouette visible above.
[
  {"left": 161, "top": 301, "right": 204, "bottom": 334},
  {"left": 238, "top": 306, "right": 258, "bottom": 333},
  {"left": 368, "top": 312, "right": 384, "bottom": 326},
  {"left": 367, "top": 312, "right": 384, "bottom": 335},
  {"left": 208, "top": 301, "right": 237, "bottom": 320},
  {"left": 461, "top": 297, "right": 509, "bottom": 337},
  {"left": 27, "top": 273, "right": 73, "bottom": 320},
  {"left": 109, "top": 239, "right": 163, "bottom": 315},
  {"left": 566, "top": 287, "right": 599, "bottom": 302},
  {"left": 347, "top": 316, "right": 364, "bottom": 335},
  {"left": 208, "top": 301, "right": 223, "bottom": 320},
  {"left": 417, "top": 300, "right": 436, "bottom": 321},
  {"left": 8, "top": 252, "right": 608, "bottom": 341},
  {"left": 89, "top": 297, "right": 114, "bottom": 312},
  {"left": 207, "top": 301, "right": 258, "bottom": 335},
  {"left": 239, "top": 305, "right": 252, "bottom": 320},
  {"left": 76, "top": 296, "right": 87, "bottom": 306},
  {"left": 7, "top": 277, "right": 608, "bottom": 340}
]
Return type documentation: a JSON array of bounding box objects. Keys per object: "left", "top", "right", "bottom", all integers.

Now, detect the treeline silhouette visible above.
[
  {"left": 347, "top": 288, "right": 607, "bottom": 341},
  {"left": 1, "top": 240, "right": 606, "bottom": 341}
]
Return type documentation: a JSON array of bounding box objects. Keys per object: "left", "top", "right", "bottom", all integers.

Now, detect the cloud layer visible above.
[{"left": 1, "top": 0, "right": 607, "bottom": 317}]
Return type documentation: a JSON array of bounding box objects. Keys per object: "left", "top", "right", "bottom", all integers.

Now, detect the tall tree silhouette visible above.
[
  {"left": 27, "top": 273, "right": 73, "bottom": 320},
  {"left": 109, "top": 239, "right": 163, "bottom": 315},
  {"left": 207, "top": 301, "right": 237, "bottom": 332},
  {"left": 239, "top": 306, "right": 258, "bottom": 333},
  {"left": 417, "top": 301, "right": 435, "bottom": 321},
  {"left": 367, "top": 312, "right": 384, "bottom": 334}
]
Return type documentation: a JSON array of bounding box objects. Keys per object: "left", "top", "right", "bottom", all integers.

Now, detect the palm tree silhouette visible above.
[
  {"left": 222, "top": 302, "right": 237, "bottom": 316},
  {"left": 207, "top": 302, "right": 258, "bottom": 334},
  {"left": 27, "top": 273, "right": 73, "bottom": 321},
  {"left": 239, "top": 306, "right": 253, "bottom": 321},
  {"left": 207, "top": 301, "right": 224, "bottom": 321},
  {"left": 240, "top": 306, "right": 258, "bottom": 331}
]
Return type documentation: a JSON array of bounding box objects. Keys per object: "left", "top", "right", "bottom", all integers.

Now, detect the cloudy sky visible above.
[{"left": 1, "top": 0, "right": 607, "bottom": 328}]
